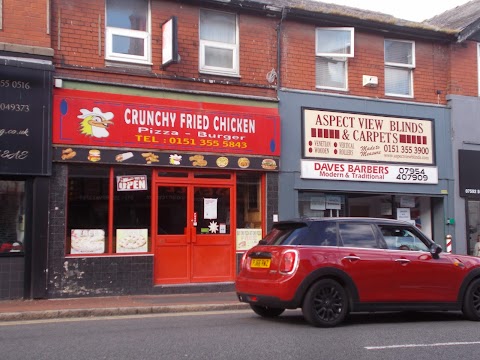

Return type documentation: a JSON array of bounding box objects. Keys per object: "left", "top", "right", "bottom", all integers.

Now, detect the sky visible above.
[{"left": 318, "top": 0, "right": 472, "bottom": 22}]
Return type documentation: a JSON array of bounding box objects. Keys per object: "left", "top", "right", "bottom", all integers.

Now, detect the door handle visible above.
[
  {"left": 395, "top": 258, "right": 411, "bottom": 264},
  {"left": 191, "top": 227, "right": 197, "bottom": 244},
  {"left": 342, "top": 256, "right": 360, "bottom": 262}
]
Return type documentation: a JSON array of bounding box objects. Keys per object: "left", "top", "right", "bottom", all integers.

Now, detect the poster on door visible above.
[{"left": 204, "top": 198, "right": 218, "bottom": 219}]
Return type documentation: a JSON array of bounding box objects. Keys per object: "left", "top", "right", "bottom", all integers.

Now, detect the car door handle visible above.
[
  {"left": 395, "top": 258, "right": 411, "bottom": 264},
  {"left": 343, "top": 256, "right": 361, "bottom": 262}
]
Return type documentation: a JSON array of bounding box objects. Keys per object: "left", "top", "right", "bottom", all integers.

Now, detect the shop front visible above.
[
  {"left": 458, "top": 150, "right": 480, "bottom": 256},
  {"left": 48, "top": 87, "right": 280, "bottom": 297},
  {"left": 278, "top": 90, "right": 454, "bottom": 246},
  {"left": 0, "top": 59, "right": 53, "bottom": 299}
]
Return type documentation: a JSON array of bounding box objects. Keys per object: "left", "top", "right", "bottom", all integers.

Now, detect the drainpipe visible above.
[{"left": 276, "top": 7, "right": 288, "bottom": 93}]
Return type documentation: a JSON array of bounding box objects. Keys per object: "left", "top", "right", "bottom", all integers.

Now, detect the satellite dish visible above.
[{"left": 266, "top": 68, "right": 277, "bottom": 84}]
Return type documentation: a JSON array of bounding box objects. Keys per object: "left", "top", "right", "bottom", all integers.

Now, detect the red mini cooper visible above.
[{"left": 235, "top": 218, "right": 480, "bottom": 327}]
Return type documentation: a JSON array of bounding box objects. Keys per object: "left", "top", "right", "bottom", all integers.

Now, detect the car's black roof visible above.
[{"left": 274, "top": 217, "right": 414, "bottom": 227}]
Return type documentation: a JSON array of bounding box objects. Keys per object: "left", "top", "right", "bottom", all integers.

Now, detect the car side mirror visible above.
[
  {"left": 258, "top": 239, "right": 267, "bottom": 245},
  {"left": 430, "top": 243, "right": 442, "bottom": 259}
]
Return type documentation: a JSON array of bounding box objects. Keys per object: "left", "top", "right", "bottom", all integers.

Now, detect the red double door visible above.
[{"left": 153, "top": 172, "right": 235, "bottom": 285}]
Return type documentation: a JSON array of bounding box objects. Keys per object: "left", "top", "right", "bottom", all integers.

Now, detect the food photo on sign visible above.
[
  {"left": 70, "top": 229, "right": 105, "bottom": 254},
  {"left": 116, "top": 229, "right": 148, "bottom": 253}
]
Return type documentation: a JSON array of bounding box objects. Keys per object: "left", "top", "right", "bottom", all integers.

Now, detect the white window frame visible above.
[
  {"left": 315, "top": 27, "right": 353, "bottom": 91},
  {"left": 199, "top": 9, "right": 239, "bottom": 77},
  {"left": 384, "top": 39, "right": 415, "bottom": 98},
  {"left": 315, "top": 27, "right": 354, "bottom": 58},
  {"left": 105, "top": 1, "right": 152, "bottom": 65}
]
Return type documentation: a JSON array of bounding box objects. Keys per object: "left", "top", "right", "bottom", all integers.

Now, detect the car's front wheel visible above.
[
  {"left": 302, "top": 279, "right": 348, "bottom": 327},
  {"left": 463, "top": 278, "right": 480, "bottom": 321},
  {"left": 250, "top": 304, "right": 285, "bottom": 318}
]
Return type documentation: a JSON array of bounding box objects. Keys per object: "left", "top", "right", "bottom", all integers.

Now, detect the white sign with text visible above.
[
  {"left": 303, "top": 109, "right": 434, "bottom": 165},
  {"left": 301, "top": 159, "right": 438, "bottom": 184}
]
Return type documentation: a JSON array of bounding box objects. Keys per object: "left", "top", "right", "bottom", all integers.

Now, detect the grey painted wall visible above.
[
  {"left": 278, "top": 90, "right": 454, "bottom": 246},
  {"left": 448, "top": 95, "right": 480, "bottom": 254}
]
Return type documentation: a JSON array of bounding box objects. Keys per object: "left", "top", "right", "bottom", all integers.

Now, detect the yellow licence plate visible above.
[{"left": 251, "top": 258, "right": 271, "bottom": 268}]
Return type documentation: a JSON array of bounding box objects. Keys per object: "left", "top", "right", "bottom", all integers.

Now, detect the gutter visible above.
[
  {"left": 276, "top": 7, "right": 288, "bottom": 91},
  {"left": 183, "top": 0, "right": 456, "bottom": 42}
]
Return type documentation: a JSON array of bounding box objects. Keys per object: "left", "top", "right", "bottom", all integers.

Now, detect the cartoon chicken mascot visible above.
[{"left": 78, "top": 107, "right": 114, "bottom": 138}]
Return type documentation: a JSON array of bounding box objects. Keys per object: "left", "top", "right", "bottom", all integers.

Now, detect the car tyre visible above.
[
  {"left": 250, "top": 304, "right": 285, "bottom": 318},
  {"left": 463, "top": 278, "right": 480, "bottom": 321},
  {"left": 302, "top": 279, "right": 348, "bottom": 327}
]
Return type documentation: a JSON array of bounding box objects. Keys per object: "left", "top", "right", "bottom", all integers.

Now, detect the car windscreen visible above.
[{"left": 262, "top": 223, "right": 309, "bottom": 245}]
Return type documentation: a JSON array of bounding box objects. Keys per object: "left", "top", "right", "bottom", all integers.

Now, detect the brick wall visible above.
[
  {"left": 1, "top": 0, "right": 51, "bottom": 48},
  {"left": 281, "top": 22, "right": 451, "bottom": 105},
  {"left": 51, "top": 0, "right": 278, "bottom": 99},
  {"left": 449, "top": 41, "right": 478, "bottom": 96}
]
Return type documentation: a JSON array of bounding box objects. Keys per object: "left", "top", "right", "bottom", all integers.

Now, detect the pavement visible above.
[{"left": 0, "top": 291, "right": 249, "bottom": 322}]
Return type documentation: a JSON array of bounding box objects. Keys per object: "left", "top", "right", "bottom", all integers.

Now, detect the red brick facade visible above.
[
  {"left": 449, "top": 41, "right": 478, "bottom": 96},
  {"left": 51, "top": 0, "right": 278, "bottom": 99},
  {"left": 45, "top": 0, "right": 480, "bottom": 105},
  {"left": 1, "top": 0, "right": 51, "bottom": 48},
  {"left": 281, "top": 21, "right": 451, "bottom": 104}
]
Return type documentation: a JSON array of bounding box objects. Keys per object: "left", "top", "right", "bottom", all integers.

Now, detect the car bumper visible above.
[
  {"left": 235, "top": 275, "right": 301, "bottom": 308},
  {"left": 236, "top": 292, "right": 298, "bottom": 309}
]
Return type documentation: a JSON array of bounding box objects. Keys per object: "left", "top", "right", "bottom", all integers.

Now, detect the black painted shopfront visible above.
[{"left": 0, "top": 59, "right": 53, "bottom": 299}]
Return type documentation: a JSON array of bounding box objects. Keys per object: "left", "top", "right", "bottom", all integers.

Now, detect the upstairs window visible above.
[
  {"left": 199, "top": 9, "right": 239, "bottom": 76},
  {"left": 106, "top": 0, "right": 151, "bottom": 64},
  {"left": 315, "top": 28, "right": 354, "bottom": 90},
  {"left": 385, "top": 39, "right": 415, "bottom": 97}
]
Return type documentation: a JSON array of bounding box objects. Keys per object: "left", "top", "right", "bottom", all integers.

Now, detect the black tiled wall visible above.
[{"left": 0, "top": 257, "right": 24, "bottom": 299}]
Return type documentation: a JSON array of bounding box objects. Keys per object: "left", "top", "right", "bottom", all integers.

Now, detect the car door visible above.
[
  {"left": 380, "top": 224, "right": 463, "bottom": 302},
  {"left": 336, "top": 222, "right": 395, "bottom": 302}
]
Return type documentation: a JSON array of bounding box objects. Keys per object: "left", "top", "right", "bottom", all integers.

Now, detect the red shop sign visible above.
[{"left": 53, "top": 89, "right": 280, "bottom": 156}]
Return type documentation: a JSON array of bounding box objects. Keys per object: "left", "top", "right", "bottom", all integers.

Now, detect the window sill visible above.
[
  {"left": 385, "top": 93, "right": 414, "bottom": 99},
  {"left": 199, "top": 70, "right": 241, "bottom": 79},
  {"left": 0, "top": 252, "right": 24, "bottom": 257},
  {"left": 105, "top": 60, "right": 153, "bottom": 71},
  {"left": 316, "top": 86, "right": 349, "bottom": 92},
  {"left": 66, "top": 253, "right": 154, "bottom": 258}
]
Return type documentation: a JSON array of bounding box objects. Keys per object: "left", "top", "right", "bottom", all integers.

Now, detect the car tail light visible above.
[
  {"left": 279, "top": 250, "right": 298, "bottom": 274},
  {"left": 240, "top": 251, "right": 249, "bottom": 270}
]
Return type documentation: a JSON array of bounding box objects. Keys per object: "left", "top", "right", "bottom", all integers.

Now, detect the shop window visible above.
[
  {"left": 105, "top": 0, "right": 151, "bottom": 64},
  {"left": 113, "top": 168, "right": 151, "bottom": 253},
  {"left": 194, "top": 172, "right": 231, "bottom": 179},
  {"left": 199, "top": 9, "right": 239, "bottom": 76},
  {"left": 467, "top": 200, "right": 480, "bottom": 256},
  {"left": 67, "top": 166, "right": 109, "bottom": 254},
  {"left": 298, "top": 192, "right": 345, "bottom": 218},
  {"left": 0, "top": 181, "right": 25, "bottom": 255},
  {"left": 157, "top": 171, "right": 188, "bottom": 178},
  {"left": 67, "top": 166, "right": 151, "bottom": 255},
  {"left": 236, "top": 173, "right": 263, "bottom": 251},
  {"left": 385, "top": 39, "right": 415, "bottom": 97},
  {"left": 315, "top": 28, "right": 353, "bottom": 90}
]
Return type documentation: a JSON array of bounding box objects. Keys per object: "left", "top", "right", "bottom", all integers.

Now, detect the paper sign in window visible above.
[{"left": 204, "top": 198, "right": 218, "bottom": 219}]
